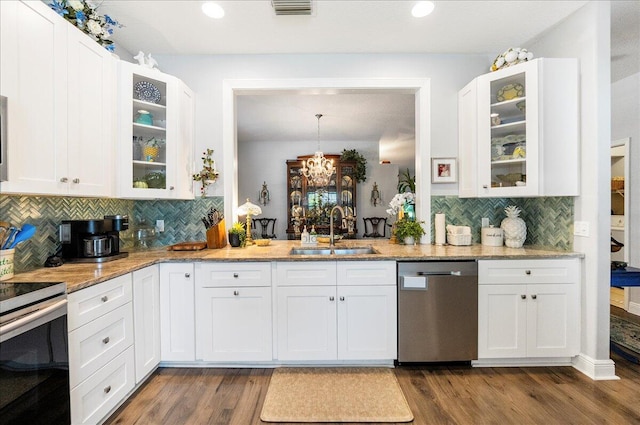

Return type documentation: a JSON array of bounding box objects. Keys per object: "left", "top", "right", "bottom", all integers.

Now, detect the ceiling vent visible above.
[{"left": 271, "top": 0, "right": 313, "bottom": 16}]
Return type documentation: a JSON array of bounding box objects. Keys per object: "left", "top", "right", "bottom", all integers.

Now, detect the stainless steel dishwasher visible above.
[{"left": 397, "top": 261, "right": 478, "bottom": 363}]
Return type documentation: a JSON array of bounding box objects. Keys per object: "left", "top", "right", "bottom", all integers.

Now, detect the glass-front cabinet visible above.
[
  {"left": 286, "top": 155, "right": 357, "bottom": 239},
  {"left": 117, "top": 62, "right": 194, "bottom": 199},
  {"left": 459, "top": 58, "right": 579, "bottom": 198}
]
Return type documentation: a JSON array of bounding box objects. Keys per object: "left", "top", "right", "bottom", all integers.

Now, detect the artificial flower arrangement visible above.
[
  {"left": 192, "top": 148, "right": 220, "bottom": 197},
  {"left": 386, "top": 192, "right": 415, "bottom": 217},
  {"left": 490, "top": 47, "right": 534, "bottom": 72},
  {"left": 49, "top": 0, "right": 122, "bottom": 52}
]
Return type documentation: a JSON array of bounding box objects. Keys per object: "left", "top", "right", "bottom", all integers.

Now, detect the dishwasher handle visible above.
[{"left": 417, "top": 271, "right": 462, "bottom": 276}]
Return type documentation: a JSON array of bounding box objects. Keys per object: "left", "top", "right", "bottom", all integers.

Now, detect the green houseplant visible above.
[
  {"left": 394, "top": 219, "right": 425, "bottom": 245},
  {"left": 193, "top": 148, "right": 220, "bottom": 197},
  {"left": 228, "top": 221, "right": 246, "bottom": 247},
  {"left": 340, "top": 149, "right": 367, "bottom": 183}
]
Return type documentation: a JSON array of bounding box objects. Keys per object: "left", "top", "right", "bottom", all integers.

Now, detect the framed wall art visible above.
[{"left": 431, "top": 158, "right": 457, "bottom": 183}]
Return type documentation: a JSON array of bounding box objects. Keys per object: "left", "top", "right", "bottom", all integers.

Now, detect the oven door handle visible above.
[{"left": 0, "top": 298, "right": 67, "bottom": 341}]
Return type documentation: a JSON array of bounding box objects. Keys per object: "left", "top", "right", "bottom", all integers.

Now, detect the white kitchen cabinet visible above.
[
  {"left": 160, "top": 263, "right": 195, "bottom": 362},
  {"left": 132, "top": 266, "right": 161, "bottom": 383},
  {"left": 275, "top": 261, "right": 396, "bottom": 362},
  {"left": 0, "top": 0, "right": 115, "bottom": 196},
  {"left": 477, "top": 259, "right": 580, "bottom": 359},
  {"left": 458, "top": 58, "right": 579, "bottom": 198},
  {"left": 68, "top": 274, "right": 134, "bottom": 424},
  {"left": 195, "top": 262, "right": 272, "bottom": 362},
  {"left": 116, "top": 62, "right": 194, "bottom": 199}
]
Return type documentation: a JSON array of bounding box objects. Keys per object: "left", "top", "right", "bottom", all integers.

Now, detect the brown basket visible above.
[
  {"left": 611, "top": 178, "right": 624, "bottom": 191},
  {"left": 206, "top": 219, "right": 228, "bottom": 249}
]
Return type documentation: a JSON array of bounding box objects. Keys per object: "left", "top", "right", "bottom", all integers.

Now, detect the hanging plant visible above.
[
  {"left": 192, "top": 148, "right": 219, "bottom": 197},
  {"left": 340, "top": 149, "right": 367, "bottom": 183}
]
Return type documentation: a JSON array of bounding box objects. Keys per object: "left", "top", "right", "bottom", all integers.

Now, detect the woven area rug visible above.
[
  {"left": 611, "top": 314, "right": 640, "bottom": 363},
  {"left": 260, "top": 367, "right": 414, "bottom": 423}
]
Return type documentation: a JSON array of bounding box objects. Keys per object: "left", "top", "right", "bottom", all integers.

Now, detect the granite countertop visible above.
[{"left": 6, "top": 240, "right": 582, "bottom": 293}]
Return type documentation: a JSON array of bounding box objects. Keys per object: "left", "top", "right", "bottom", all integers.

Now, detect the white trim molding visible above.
[{"left": 572, "top": 353, "right": 619, "bottom": 380}]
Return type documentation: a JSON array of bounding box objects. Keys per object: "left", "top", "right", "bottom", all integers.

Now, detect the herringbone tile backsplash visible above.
[{"left": 1, "top": 194, "right": 572, "bottom": 272}]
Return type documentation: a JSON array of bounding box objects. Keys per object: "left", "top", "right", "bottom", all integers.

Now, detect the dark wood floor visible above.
[{"left": 106, "top": 350, "right": 640, "bottom": 425}]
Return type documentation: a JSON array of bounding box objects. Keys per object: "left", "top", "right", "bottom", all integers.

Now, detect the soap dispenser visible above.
[
  {"left": 310, "top": 225, "right": 317, "bottom": 244},
  {"left": 301, "top": 225, "right": 310, "bottom": 244}
]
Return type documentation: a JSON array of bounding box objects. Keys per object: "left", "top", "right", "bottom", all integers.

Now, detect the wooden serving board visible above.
[{"left": 167, "top": 241, "right": 207, "bottom": 251}]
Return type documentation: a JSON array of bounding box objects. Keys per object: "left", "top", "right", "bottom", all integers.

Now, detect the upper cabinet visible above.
[
  {"left": 458, "top": 58, "right": 579, "bottom": 198},
  {"left": 116, "top": 62, "right": 194, "bottom": 199},
  {"left": 0, "top": 0, "right": 114, "bottom": 197}
]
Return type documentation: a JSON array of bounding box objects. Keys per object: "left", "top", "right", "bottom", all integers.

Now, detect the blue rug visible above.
[{"left": 610, "top": 314, "right": 640, "bottom": 363}]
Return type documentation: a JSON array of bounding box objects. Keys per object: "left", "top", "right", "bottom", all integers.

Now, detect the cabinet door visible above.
[
  {"left": 196, "top": 287, "right": 272, "bottom": 361},
  {"left": 526, "top": 283, "right": 579, "bottom": 357},
  {"left": 66, "top": 25, "right": 115, "bottom": 197},
  {"left": 0, "top": 0, "right": 68, "bottom": 194},
  {"left": 478, "top": 284, "right": 527, "bottom": 358},
  {"left": 337, "top": 285, "right": 397, "bottom": 360},
  {"left": 476, "top": 60, "right": 538, "bottom": 197},
  {"left": 160, "top": 263, "right": 195, "bottom": 362},
  {"left": 276, "top": 286, "right": 337, "bottom": 361},
  {"left": 457, "top": 79, "right": 478, "bottom": 198},
  {"left": 132, "top": 266, "right": 160, "bottom": 383}
]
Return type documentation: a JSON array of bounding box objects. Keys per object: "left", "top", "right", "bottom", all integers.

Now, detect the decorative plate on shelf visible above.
[
  {"left": 134, "top": 81, "right": 161, "bottom": 104},
  {"left": 496, "top": 83, "right": 524, "bottom": 102}
]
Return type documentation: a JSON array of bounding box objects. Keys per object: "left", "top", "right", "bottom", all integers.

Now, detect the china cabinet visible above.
[
  {"left": 458, "top": 58, "right": 579, "bottom": 198},
  {"left": 116, "top": 62, "right": 194, "bottom": 199},
  {"left": 285, "top": 155, "right": 358, "bottom": 239},
  {"left": 477, "top": 259, "right": 580, "bottom": 361},
  {"left": 0, "top": 0, "right": 114, "bottom": 197}
]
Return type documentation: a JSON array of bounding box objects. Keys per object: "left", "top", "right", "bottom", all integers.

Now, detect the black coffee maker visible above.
[{"left": 59, "top": 215, "right": 129, "bottom": 262}]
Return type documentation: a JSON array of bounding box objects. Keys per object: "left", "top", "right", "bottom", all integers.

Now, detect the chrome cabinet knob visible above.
[
  {"left": 73, "top": 178, "right": 80, "bottom": 184},
  {"left": 329, "top": 296, "right": 335, "bottom": 301},
  {"left": 101, "top": 296, "right": 108, "bottom": 302},
  {"left": 525, "top": 270, "right": 531, "bottom": 275},
  {"left": 104, "top": 386, "right": 111, "bottom": 394},
  {"left": 531, "top": 294, "right": 537, "bottom": 300},
  {"left": 521, "top": 294, "right": 526, "bottom": 299},
  {"left": 102, "top": 337, "right": 110, "bottom": 344},
  {"left": 339, "top": 296, "right": 345, "bottom": 301},
  {"left": 185, "top": 273, "right": 191, "bottom": 278},
  {"left": 169, "top": 186, "right": 175, "bottom": 190},
  {"left": 233, "top": 273, "right": 239, "bottom": 278},
  {"left": 482, "top": 184, "right": 488, "bottom": 189},
  {"left": 233, "top": 290, "right": 239, "bottom": 296},
  {"left": 60, "top": 177, "right": 68, "bottom": 183}
]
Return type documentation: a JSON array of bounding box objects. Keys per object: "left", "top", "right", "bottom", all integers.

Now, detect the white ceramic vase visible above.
[{"left": 403, "top": 236, "right": 415, "bottom": 245}]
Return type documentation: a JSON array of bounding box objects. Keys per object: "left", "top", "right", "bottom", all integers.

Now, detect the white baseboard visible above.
[
  {"left": 472, "top": 357, "right": 573, "bottom": 367},
  {"left": 628, "top": 301, "right": 640, "bottom": 316},
  {"left": 572, "top": 353, "right": 619, "bottom": 380}
]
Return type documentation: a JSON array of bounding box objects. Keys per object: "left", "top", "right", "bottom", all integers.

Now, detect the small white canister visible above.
[
  {"left": 0, "top": 248, "right": 15, "bottom": 281},
  {"left": 481, "top": 226, "right": 504, "bottom": 247}
]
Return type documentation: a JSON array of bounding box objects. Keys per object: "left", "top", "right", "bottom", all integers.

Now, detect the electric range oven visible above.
[{"left": 0, "top": 282, "right": 70, "bottom": 425}]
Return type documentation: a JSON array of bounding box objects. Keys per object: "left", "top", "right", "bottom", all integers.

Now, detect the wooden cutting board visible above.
[{"left": 167, "top": 241, "right": 207, "bottom": 251}]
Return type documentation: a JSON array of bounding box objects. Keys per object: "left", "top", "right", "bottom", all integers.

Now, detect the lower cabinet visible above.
[
  {"left": 276, "top": 261, "right": 397, "bottom": 361},
  {"left": 195, "top": 262, "right": 272, "bottom": 362},
  {"left": 478, "top": 259, "right": 580, "bottom": 359},
  {"left": 132, "top": 265, "right": 160, "bottom": 383},
  {"left": 68, "top": 274, "right": 135, "bottom": 424},
  {"left": 160, "top": 263, "right": 195, "bottom": 362}
]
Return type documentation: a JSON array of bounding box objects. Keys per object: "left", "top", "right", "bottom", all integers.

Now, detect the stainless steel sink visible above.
[{"left": 289, "top": 246, "right": 378, "bottom": 256}]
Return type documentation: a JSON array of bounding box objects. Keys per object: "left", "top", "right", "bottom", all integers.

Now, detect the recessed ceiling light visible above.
[
  {"left": 412, "top": 1, "right": 435, "bottom": 18},
  {"left": 202, "top": 2, "right": 225, "bottom": 19}
]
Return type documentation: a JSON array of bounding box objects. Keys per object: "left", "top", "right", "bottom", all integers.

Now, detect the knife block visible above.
[{"left": 206, "top": 219, "right": 227, "bottom": 249}]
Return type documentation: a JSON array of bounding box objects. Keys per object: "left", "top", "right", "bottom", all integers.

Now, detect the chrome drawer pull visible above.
[
  {"left": 102, "top": 337, "right": 110, "bottom": 344},
  {"left": 101, "top": 296, "right": 108, "bottom": 302},
  {"left": 104, "top": 385, "right": 111, "bottom": 394}
]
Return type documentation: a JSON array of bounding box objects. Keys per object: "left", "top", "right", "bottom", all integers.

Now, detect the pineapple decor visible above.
[{"left": 501, "top": 205, "right": 527, "bottom": 248}]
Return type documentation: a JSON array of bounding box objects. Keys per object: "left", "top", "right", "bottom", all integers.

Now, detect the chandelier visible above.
[{"left": 300, "top": 114, "right": 335, "bottom": 187}]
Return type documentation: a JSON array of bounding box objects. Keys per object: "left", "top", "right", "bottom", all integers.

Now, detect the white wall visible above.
[
  {"left": 152, "top": 53, "right": 490, "bottom": 197},
  {"left": 612, "top": 72, "right": 640, "bottom": 307},
  {"left": 528, "top": 1, "right": 614, "bottom": 377}
]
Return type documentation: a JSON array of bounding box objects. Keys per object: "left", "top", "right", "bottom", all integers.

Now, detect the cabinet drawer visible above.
[
  {"left": 337, "top": 261, "right": 396, "bottom": 286},
  {"left": 196, "top": 262, "right": 271, "bottom": 287},
  {"left": 276, "top": 261, "right": 337, "bottom": 286},
  {"left": 70, "top": 346, "right": 135, "bottom": 425},
  {"left": 68, "top": 274, "right": 133, "bottom": 331},
  {"left": 69, "top": 303, "right": 134, "bottom": 388},
  {"left": 478, "top": 259, "right": 579, "bottom": 285}
]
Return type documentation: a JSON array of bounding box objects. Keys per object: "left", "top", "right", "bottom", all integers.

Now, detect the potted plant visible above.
[
  {"left": 395, "top": 219, "right": 425, "bottom": 245},
  {"left": 340, "top": 149, "right": 367, "bottom": 183},
  {"left": 192, "top": 148, "right": 219, "bottom": 197},
  {"left": 228, "top": 221, "right": 246, "bottom": 247}
]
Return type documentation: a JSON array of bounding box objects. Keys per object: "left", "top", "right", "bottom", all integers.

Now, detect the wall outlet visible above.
[
  {"left": 574, "top": 221, "right": 589, "bottom": 237},
  {"left": 155, "top": 219, "right": 165, "bottom": 233}
]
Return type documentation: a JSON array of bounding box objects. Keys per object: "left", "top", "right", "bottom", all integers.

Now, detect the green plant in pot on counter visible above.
[
  {"left": 394, "top": 219, "right": 425, "bottom": 245},
  {"left": 228, "top": 222, "right": 246, "bottom": 248}
]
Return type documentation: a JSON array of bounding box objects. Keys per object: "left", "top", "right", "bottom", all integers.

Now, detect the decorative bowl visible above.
[{"left": 255, "top": 239, "right": 271, "bottom": 246}]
